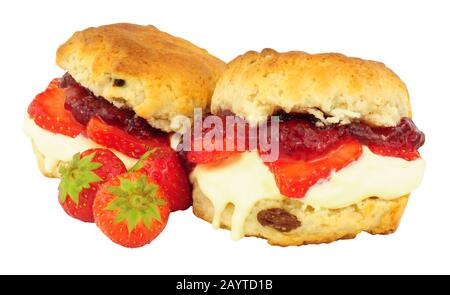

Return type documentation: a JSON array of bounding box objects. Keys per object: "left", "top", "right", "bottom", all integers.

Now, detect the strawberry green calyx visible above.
[
  {"left": 59, "top": 152, "right": 102, "bottom": 205},
  {"left": 129, "top": 148, "right": 156, "bottom": 172},
  {"left": 106, "top": 175, "right": 167, "bottom": 234}
]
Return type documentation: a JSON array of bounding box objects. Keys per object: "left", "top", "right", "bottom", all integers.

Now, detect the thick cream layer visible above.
[
  {"left": 302, "top": 146, "right": 425, "bottom": 208},
  {"left": 23, "top": 117, "right": 137, "bottom": 173},
  {"left": 190, "top": 148, "right": 425, "bottom": 240}
]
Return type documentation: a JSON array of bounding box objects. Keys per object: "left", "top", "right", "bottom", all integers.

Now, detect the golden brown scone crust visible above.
[
  {"left": 192, "top": 183, "right": 409, "bottom": 246},
  {"left": 212, "top": 49, "right": 411, "bottom": 127},
  {"left": 57, "top": 23, "right": 226, "bottom": 131}
]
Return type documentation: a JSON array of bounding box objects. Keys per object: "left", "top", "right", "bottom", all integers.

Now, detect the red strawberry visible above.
[
  {"left": 27, "top": 86, "right": 85, "bottom": 137},
  {"left": 93, "top": 172, "right": 170, "bottom": 248},
  {"left": 58, "top": 149, "right": 127, "bottom": 222},
  {"left": 86, "top": 116, "right": 169, "bottom": 159},
  {"left": 186, "top": 149, "right": 238, "bottom": 164},
  {"left": 266, "top": 140, "right": 362, "bottom": 198},
  {"left": 186, "top": 134, "right": 242, "bottom": 164},
  {"left": 185, "top": 115, "right": 248, "bottom": 164},
  {"left": 130, "top": 147, "right": 192, "bottom": 211},
  {"left": 46, "top": 78, "right": 61, "bottom": 90},
  {"left": 368, "top": 144, "right": 420, "bottom": 161}
]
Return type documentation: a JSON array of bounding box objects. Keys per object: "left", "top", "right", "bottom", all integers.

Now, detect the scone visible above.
[
  {"left": 184, "top": 49, "right": 425, "bottom": 246},
  {"left": 24, "top": 23, "right": 226, "bottom": 177}
]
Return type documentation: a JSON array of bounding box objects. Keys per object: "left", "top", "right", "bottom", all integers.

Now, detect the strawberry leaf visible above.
[
  {"left": 145, "top": 205, "right": 161, "bottom": 222},
  {"left": 58, "top": 152, "right": 102, "bottom": 206},
  {"left": 105, "top": 196, "right": 127, "bottom": 210},
  {"left": 120, "top": 178, "right": 134, "bottom": 192},
  {"left": 127, "top": 208, "right": 141, "bottom": 234},
  {"left": 129, "top": 148, "right": 156, "bottom": 172},
  {"left": 107, "top": 187, "right": 128, "bottom": 199},
  {"left": 143, "top": 216, "right": 151, "bottom": 229},
  {"left": 114, "top": 207, "right": 130, "bottom": 224},
  {"left": 105, "top": 175, "right": 167, "bottom": 234}
]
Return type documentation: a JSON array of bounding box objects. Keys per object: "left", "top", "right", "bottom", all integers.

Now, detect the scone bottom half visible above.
[{"left": 193, "top": 185, "right": 409, "bottom": 247}]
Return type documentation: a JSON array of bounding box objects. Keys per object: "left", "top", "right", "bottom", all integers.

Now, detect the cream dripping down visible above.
[{"left": 190, "top": 148, "right": 425, "bottom": 240}]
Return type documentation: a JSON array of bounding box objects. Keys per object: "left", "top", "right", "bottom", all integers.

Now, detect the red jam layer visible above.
[
  {"left": 275, "top": 113, "right": 424, "bottom": 161},
  {"left": 185, "top": 113, "right": 424, "bottom": 198},
  {"left": 60, "top": 73, "right": 166, "bottom": 140},
  {"left": 187, "top": 113, "right": 425, "bottom": 162}
]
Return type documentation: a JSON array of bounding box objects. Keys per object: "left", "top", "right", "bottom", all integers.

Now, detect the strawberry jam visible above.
[
  {"left": 276, "top": 113, "right": 425, "bottom": 161},
  {"left": 185, "top": 112, "right": 424, "bottom": 199},
  {"left": 60, "top": 73, "right": 166, "bottom": 140},
  {"left": 186, "top": 112, "right": 425, "bottom": 163},
  {"left": 270, "top": 114, "right": 424, "bottom": 197},
  {"left": 277, "top": 114, "right": 347, "bottom": 160}
]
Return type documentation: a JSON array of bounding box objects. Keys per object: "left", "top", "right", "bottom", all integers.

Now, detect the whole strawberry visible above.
[
  {"left": 93, "top": 172, "right": 170, "bottom": 248},
  {"left": 58, "top": 149, "right": 127, "bottom": 222},
  {"left": 130, "top": 147, "right": 192, "bottom": 211}
]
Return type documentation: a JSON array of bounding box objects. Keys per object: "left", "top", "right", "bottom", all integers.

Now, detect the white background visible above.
[{"left": 0, "top": 0, "right": 449, "bottom": 274}]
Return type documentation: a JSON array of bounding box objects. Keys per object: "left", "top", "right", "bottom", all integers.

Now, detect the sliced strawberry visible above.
[
  {"left": 186, "top": 132, "right": 243, "bottom": 164},
  {"left": 368, "top": 144, "right": 420, "bottom": 161},
  {"left": 27, "top": 87, "right": 85, "bottom": 137},
  {"left": 131, "top": 148, "right": 192, "bottom": 211},
  {"left": 266, "top": 140, "right": 362, "bottom": 198},
  {"left": 186, "top": 150, "right": 238, "bottom": 164},
  {"left": 86, "top": 116, "right": 169, "bottom": 159},
  {"left": 46, "top": 78, "right": 61, "bottom": 90}
]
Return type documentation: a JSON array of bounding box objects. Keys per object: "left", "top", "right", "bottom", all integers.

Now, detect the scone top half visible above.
[
  {"left": 57, "top": 23, "right": 226, "bottom": 132},
  {"left": 212, "top": 48, "right": 410, "bottom": 127},
  {"left": 25, "top": 23, "right": 225, "bottom": 178},
  {"left": 189, "top": 49, "right": 425, "bottom": 245}
]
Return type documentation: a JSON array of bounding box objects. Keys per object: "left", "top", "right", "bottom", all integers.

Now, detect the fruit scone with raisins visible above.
[
  {"left": 183, "top": 49, "right": 426, "bottom": 246},
  {"left": 23, "top": 23, "right": 225, "bottom": 179},
  {"left": 22, "top": 22, "right": 229, "bottom": 247}
]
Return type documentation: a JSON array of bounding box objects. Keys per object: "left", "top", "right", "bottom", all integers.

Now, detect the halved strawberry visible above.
[
  {"left": 184, "top": 115, "right": 250, "bottom": 164},
  {"left": 186, "top": 149, "right": 238, "bottom": 164},
  {"left": 186, "top": 133, "right": 243, "bottom": 164},
  {"left": 27, "top": 87, "right": 85, "bottom": 137},
  {"left": 46, "top": 78, "right": 61, "bottom": 90},
  {"left": 86, "top": 116, "right": 169, "bottom": 159},
  {"left": 368, "top": 144, "right": 420, "bottom": 161},
  {"left": 266, "top": 140, "right": 363, "bottom": 198},
  {"left": 131, "top": 148, "right": 192, "bottom": 211}
]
